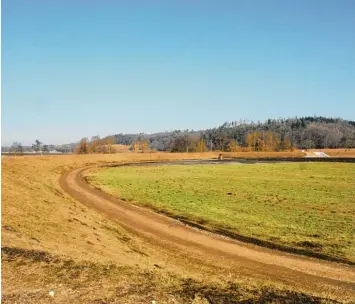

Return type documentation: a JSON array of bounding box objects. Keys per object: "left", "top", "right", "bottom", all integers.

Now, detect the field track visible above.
[{"left": 60, "top": 161, "right": 355, "bottom": 296}]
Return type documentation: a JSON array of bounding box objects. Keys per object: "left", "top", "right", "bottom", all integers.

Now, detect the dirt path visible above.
[{"left": 59, "top": 164, "right": 355, "bottom": 296}]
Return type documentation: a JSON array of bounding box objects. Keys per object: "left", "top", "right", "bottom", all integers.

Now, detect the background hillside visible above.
[
  {"left": 3, "top": 116, "right": 355, "bottom": 153},
  {"left": 110, "top": 116, "right": 355, "bottom": 152}
]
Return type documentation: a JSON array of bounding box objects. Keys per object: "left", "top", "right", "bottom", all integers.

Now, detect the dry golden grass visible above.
[
  {"left": 111, "top": 144, "right": 131, "bottom": 152},
  {"left": 93, "top": 144, "right": 131, "bottom": 153},
  {"left": 2, "top": 152, "right": 352, "bottom": 303},
  {"left": 310, "top": 148, "right": 355, "bottom": 157},
  {"left": 4, "top": 246, "right": 336, "bottom": 304},
  {"left": 2, "top": 153, "right": 216, "bottom": 263}
]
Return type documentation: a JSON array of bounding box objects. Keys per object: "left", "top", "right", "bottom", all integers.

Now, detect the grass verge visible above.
[{"left": 87, "top": 162, "right": 355, "bottom": 263}]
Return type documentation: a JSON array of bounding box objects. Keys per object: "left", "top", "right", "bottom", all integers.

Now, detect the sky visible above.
[{"left": 2, "top": 0, "right": 355, "bottom": 146}]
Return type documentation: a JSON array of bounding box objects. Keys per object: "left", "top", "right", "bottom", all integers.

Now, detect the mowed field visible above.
[
  {"left": 2, "top": 152, "right": 355, "bottom": 303},
  {"left": 87, "top": 162, "right": 355, "bottom": 262}
]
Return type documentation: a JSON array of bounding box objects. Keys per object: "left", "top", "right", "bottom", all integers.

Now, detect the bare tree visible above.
[
  {"left": 32, "top": 140, "right": 43, "bottom": 154},
  {"left": 11, "top": 142, "right": 23, "bottom": 155},
  {"left": 74, "top": 138, "right": 89, "bottom": 154},
  {"left": 105, "top": 136, "right": 115, "bottom": 154},
  {"left": 345, "top": 138, "right": 354, "bottom": 150},
  {"left": 184, "top": 129, "right": 189, "bottom": 153},
  {"left": 304, "top": 139, "right": 315, "bottom": 150},
  {"left": 89, "top": 136, "right": 101, "bottom": 153}
]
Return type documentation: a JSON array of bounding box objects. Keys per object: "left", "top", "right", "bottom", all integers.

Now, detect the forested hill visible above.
[
  {"left": 112, "top": 116, "right": 355, "bottom": 152},
  {"left": 3, "top": 116, "right": 355, "bottom": 153}
]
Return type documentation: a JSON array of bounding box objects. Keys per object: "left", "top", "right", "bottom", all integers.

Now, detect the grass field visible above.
[
  {"left": 2, "top": 153, "right": 354, "bottom": 303},
  {"left": 87, "top": 162, "right": 355, "bottom": 262}
]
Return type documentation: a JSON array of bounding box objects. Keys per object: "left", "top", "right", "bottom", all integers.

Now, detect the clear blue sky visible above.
[{"left": 2, "top": 0, "right": 355, "bottom": 146}]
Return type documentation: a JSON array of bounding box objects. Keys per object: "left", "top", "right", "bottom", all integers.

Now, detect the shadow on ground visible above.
[{"left": 2, "top": 247, "right": 339, "bottom": 304}]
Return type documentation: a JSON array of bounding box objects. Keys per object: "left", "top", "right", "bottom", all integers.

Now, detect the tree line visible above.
[
  {"left": 200, "top": 117, "right": 355, "bottom": 151},
  {"left": 107, "top": 116, "right": 355, "bottom": 152},
  {"left": 4, "top": 140, "right": 75, "bottom": 155},
  {"left": 4, "top": 116, "right": 355, "bottom": 154},
  {"left": 74, "top": 136, "right": 116, "bottom": 154}
]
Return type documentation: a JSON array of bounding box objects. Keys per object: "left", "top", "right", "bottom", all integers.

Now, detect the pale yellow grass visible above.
[
  {"left": 104, "top": 144, "right": 131, "bottom": 152},
  {"left": 1, "top": 153, "right": 235, "bottom": 303},
  {"left": 2, "top": 153, "right": 217, "bottom": 263}
]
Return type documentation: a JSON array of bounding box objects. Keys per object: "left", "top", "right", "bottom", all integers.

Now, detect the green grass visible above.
[{"left": 87, "top": 163, "right": 355, "bottom": 262}]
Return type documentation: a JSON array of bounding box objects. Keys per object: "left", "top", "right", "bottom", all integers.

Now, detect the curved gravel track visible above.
[{"left": 59, "top": 162, "right": 355, "bottom": 297}]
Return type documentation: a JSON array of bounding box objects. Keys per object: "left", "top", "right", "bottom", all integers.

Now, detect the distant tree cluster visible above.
[
  {"left": 7, "top": 116, "right": 353, "bottom": 155},
  {"left": 32, "top": 139, "right": 42, "bottom": 153},
  {"left": 130, "top": 140, "right": 150, "bottom": 153},
  {"left": 74, "top": 136, "right": 116, "bottom": 154},
  {"left": 2, "top": 139, "right": 74, "bottom": 154},
  {"left": 108, "top": 117, "right": 355, "bottom": 152},
  {"left": 10, "top": 142, "right": 23, "bottom": 154},
  {"left": 201, "top": 117, "right": 355, "bottom": 151}
]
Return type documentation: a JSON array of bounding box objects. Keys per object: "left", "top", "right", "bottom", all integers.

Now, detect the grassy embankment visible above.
[
  {"left": 88, "top": 162, "right": 355, "bottom": 263},
  {"left": 2, "top": 152, "right": 353, "bottom": 303}
]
